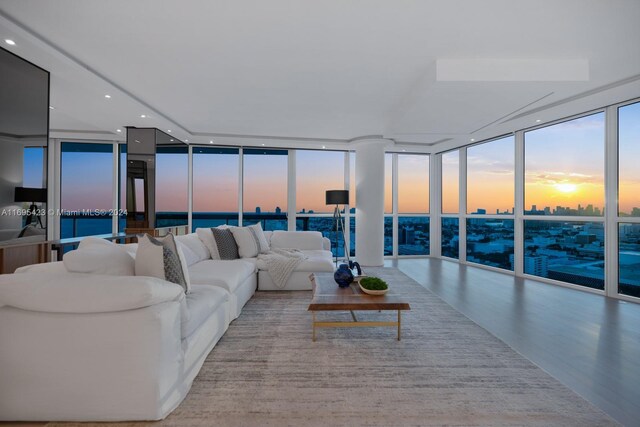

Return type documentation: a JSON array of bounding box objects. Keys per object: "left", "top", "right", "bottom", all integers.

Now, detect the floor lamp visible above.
[
  {"left": 325, "top": 190, "right": 349, "bottom": 266},
  {"left": 14, "top": 187, "right": 47, "bottom": 228}
]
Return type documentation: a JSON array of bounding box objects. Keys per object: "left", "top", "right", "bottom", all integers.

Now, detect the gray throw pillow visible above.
[
  {"left": 212, "top": 228, "right": 239, "bottom": 260},
  {"left": 135, "top": 233, "right": 191, "bottom": 293}
]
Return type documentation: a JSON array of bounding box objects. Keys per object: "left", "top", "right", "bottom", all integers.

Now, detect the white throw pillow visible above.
[
  {"left": 135, "top": 234, "right": 191, "bottom": 293},
  {"left": 196, "top": 228, "right": 220, "bottom": 260},
  {"left": 175, "top": 233, "right": 210, "bottom": 262},
  {"left": 176, "top": 240, "right": 200, "bottom": 267},
  {"left": 248, "top": 222, "right": 270, "bottom": 253},
  {"left": 230, "top": 226, "right": 260, "bottom": 258},
  {"left": 64, "top": 240, "right": 135, "bottom": 276}
]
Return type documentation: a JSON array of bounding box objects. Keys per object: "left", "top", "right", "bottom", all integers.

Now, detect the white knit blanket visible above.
[{"left": 258, "top": 248, "right": 307, "bottom": 289}]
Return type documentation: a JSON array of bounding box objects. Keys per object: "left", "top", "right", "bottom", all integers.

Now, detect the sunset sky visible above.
[
  {"left": 467, "top": 136, "right": 515, "bottom": 214},
  {"left": 442, "top": 150, "right": 459, "bottom": 213},
  {"left": 524, "top": 112, "right": 604, "bottom": 213}
]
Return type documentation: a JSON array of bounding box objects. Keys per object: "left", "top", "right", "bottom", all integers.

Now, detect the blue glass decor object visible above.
[
  {"left": 334, "top": 263, "right": 354, "bottom": 287},
  {"left": 349, "top": 260, "right": 362, "bottom": 276}
]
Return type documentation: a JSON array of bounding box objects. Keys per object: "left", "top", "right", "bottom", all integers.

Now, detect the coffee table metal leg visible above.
[
  {"left": 350, "top": 310, "right": 358, "bottom": 322},
  {"left": 397, "top": 310, "right": 401, "bottom": 341},
  {"left": 312, "top": 311, "right": 316, "bottom": 342}
]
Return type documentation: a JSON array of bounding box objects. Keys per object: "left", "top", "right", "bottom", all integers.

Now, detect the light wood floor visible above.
[{"left": 390, "top": 257, "right": 640, "bottom": 427}]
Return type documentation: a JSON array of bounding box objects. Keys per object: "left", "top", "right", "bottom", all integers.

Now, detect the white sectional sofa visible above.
[{"left": 0, "top": 229, "right": 334, "bottom": 422}]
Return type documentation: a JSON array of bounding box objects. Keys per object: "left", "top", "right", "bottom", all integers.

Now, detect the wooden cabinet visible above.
[{"left": 0, "top": 241, "right": 51, "bottom": 274}]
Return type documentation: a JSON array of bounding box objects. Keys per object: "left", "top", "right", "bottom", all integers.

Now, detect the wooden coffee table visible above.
[{"left": 308, "top": 273, "right": 411, "bottom": 341}]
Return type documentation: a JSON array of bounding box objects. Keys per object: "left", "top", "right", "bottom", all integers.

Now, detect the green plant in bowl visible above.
[{"left": 359, "top": 277, "right": 388, "bottom": 291}]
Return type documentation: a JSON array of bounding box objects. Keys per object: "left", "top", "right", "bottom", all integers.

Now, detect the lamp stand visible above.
[
  {"left": 332, "top": 204, "right": 349, "bottom": 266},
  {"left": 27, "top": 203, "right": 44, "bottom": 228}
]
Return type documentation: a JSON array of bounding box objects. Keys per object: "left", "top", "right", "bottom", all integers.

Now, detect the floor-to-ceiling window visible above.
[
  {"left": 243, "top": 148, "right": 288, "bottom": 230},
  {"left": 384, "top": 153, "right": 393, "bottom": 255},
  {"left": 618, "top": 101, "right": 640, "bottom": 298},
  {"left": 60, "top": 142, "right": 113, "bottom": 238},
  {"left": 192, "top": 147, "right": 240, "bottom": 231},
  {"left": 466, "top": 136, "right": 515, "bottom": 270},
  {"left": 296, "top": 149, "right": 347, "bottom": 257},
  {"left": 441, "top": 150, "right": 459, "bottom": 259},
  {"left": 118, "top": 144, "right": 127, "bottom": 232},
  {"left": 523, "top": 112, "right": 605, "bottom": 289},
  {"left": 155, "top": 145, "right": 188, "bottom": 228},
  {"left": 348, "top": 152, "right": 356, "bottom": 257},
  {"left": 397, "top": 153, "right": 430, "bottom": 256}
]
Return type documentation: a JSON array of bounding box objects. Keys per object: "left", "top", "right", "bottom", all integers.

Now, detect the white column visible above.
[{"left": 355, "top": 138, "right": 391, "bottom": 266}]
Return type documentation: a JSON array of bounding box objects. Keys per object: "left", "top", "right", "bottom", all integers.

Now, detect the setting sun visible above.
[{"left": 555, "top": 183, "right": 577, "bottom": 193}]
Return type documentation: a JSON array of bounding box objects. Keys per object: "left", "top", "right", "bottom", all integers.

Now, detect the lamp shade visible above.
[
  {"left": 325, "top": 190, "right": 349, "bottom": 205},
  {"left": 14, "top": 187, "right": 47, "bottom": 203}
]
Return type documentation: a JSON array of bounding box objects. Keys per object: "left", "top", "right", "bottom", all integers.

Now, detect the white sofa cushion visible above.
[
  {"left": 175, "top": 233, "right": 210, "bottom": 264},
  {"left": 188, "top": 259, "right": 255, "bottom": 293},
  {"left": 270, "top": 230, "right": 324, "bottom": 250},
  {"left": 0, "top": 272, "right": 184, "bottom": 313},
  {"left": 182, "top": 285, "right": 229, "bottom": 339},
  {"left": 136, "top": 234, "right": 191, "bottom": 293},
  {"left": 15, "top": 261, "right": 68, "bottom": 274},
  {"left": 63, "top": 239, "right": 135, "bottom": 276},
  {"left": 230, "top": 226, "right": 260, "bottom": 258}
]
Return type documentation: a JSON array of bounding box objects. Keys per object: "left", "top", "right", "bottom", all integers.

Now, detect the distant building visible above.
[
  {"left": 576, "top": 233, "right": 596, "bottom": 244},
  {"left": 275, "top": 206, "right": 281, "bottom": 214},
  {"left": 399, "top": 227, "right": 416, "bottom": 245},
  {"left": 255, "top": 206, "right": 261, "bottom": 213},
  {"left": 524, "top": 255, "right": 548, "bottom": 276}
]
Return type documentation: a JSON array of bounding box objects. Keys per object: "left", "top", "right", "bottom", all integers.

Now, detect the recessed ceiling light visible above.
[
  {"left": 116, "top": 129, "right": 122, "bottom": 133},
  {"left": 536, "top": 119, "right": 541, "bottom": 123},
  {"left": 470, "top": 138, "right": 475, "bottom": 142},
  {"left": 49, "top": 106, "right": 54, "bottom": 110},
  {"left": 170, "top": 139, "right": 174, "bottom": 142},
  {"left": 5, "top": 39, "right": 15, "bottom": 46},
  {"left": 261, "top": 143, "right": 265, "bottom": 146},
  {"left": 104, "top": 94, "right": 111, "bottom": 99},
  {"left": 140, "top": 114, "right": 146, "bottom": 118},
  {"left": 167, "top": 130, "right": 172, "bottom": 133},
  {"left": 209, "top": 140, "right": 213, "bottom": 144},
  {"left": 185, "top": 139, "right": 188, "bottom": 142},
  {"left": 322, "top": 146, "right": 326, "bottom": 149},
  {"left": 402, "top": 149, "right": 406, "bottom": 152}
]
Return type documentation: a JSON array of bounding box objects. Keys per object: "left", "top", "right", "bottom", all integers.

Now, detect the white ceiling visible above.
[{"left": 1, "top": 0, "right": 639, "bottom": 152}]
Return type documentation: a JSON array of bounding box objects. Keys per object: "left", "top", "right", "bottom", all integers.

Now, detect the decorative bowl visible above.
[{"left": 359, "top": 283, "right": 388, "bottom": 295}]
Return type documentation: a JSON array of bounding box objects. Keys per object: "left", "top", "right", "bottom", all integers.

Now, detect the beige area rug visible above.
[{"left": 48, "top": 267, "right": 616, "bottom": 427}]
